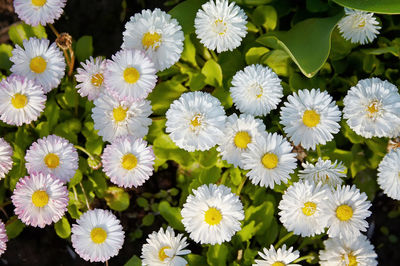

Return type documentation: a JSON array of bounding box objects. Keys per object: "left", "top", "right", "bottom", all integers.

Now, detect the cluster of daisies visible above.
[{"left": 0, "top": 0, "right": 395, "bottom": 264}]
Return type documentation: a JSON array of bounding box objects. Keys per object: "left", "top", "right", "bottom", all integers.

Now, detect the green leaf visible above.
[
  {"left": 44, "top": 97, "right": 60, "bottom": 130},
  {"left": 54, "top": 216, "right": 71, "bottom": 239},
  {"left": 245, "top": 47, "right": 270, "bottom": 65},
  {"left": 158, "top": 201, "right": 185, "bottom": 231},
  {"left": 257, "top": 12, "right": 344, "bottom": 77},
  {"left": 142, "top": 214, "right": 155, "bottom": 226},
  {"left": 233, "top": 0, "right": 273, "bottom": 5},
  {"left": 341, "top": 121, "right": 364, "bottom": 144},
  {"left": 252, "top": 6, "right": 278, "bottom": 31},
  {"left": 187, "top": 254, "right": 208, "bottom": 266},
  {"left": 169, "top": 0, "right": 206, "bottom": 34},
  {"left": 194, "top": 147, "right": 219, "bottom": 168},
  {"left": 0, "top": 44, "right": 13, "bottom": 71},
  {"left": 105, "top": 187, "right": 130, "bottom": 211},
  {"left": 8, "top": 23, "right": 47, "bottom": 46},
  {"left": 124, "top": 255, "right": 142, "bottom": 266},
  {"left": 6, "top": 216, "right": 25, "bottom": 239},
  {"left": 207, "top": 244, "right": 229, "bottom": 266},
  {"left": 201, "top": 59, "right": 223, "bottom": 88},
  {"left": 332, "top": 0, "right": 400, "bottom": 14},
  {"left": 181, "top": 33, "right": 198, "bottom": 67},
  {"left": 75, "top": 35, "right": 93, "bottom": 62},
  {"left": 153, "top": 134, "right": 194, "bottom": 167},
  {"left": 148, "top": 80, "right": 187, "bottom": 115},
  {"left": 353, "top": 169, "right": 378, "bottom": 201},
  {"left": 262, "top": 49, "right": 291, "bottom": 77}
]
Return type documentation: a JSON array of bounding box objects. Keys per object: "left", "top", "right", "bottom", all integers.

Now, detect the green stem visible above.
[
  {"left": 274, "top": 232, "right": 294, "bottom": 249},
  {"left": 316, "top": 144, "right": 322, "bottom": 158},
  {"left": 236, "top": 175, "right": 247, "bottom": 195},
  {"left": 79, "top": 182, "right": 91, "bottom": 210},
  {"left": 293, "top": 254, "right": 315, "bottom": 263},
  {"left": 74, "top": 145, "right": 94, "bottom": 159}
]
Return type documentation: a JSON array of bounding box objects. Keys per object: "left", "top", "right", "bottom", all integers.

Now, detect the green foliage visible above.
[
  {"left": 75, "top": 36, "right": 93, "bottom": 62},
  {"left": 5, "top": 216, "right": 25, "bottom": 239},
  {"left": 8, "top": 23, "right": 47, "bottom": 47},
  {"left": 54, "top": 217, "right": 71, "bottom": 239},
  {"left": 333, "top": 0, "right": 400, "bottom": 14}
]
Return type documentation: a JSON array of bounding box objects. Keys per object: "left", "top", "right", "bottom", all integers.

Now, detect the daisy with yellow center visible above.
[
  {"left": 254, "top": 245, "right": 301, "bottom": 266},
  {"left": 242, "top": 132, "right": 297, "bottom": 189},
  {"left": 322, "top": 185, "right": 372, "bottom": 240},
  {"left": 102, "top": 136, "right": 155, "bottom": 188},
  {"left": 141, "top": 226, "right": 191, "bottom": 265},
  {"left": 0, "top": 75, "right": 46, "bottom": 126},
  {"left": 122, "top": 8, "right": 184, "bottom": 71},
  {"left": 13, "top": 0, "right": 66, "bottom": 26},
  {"left": 299, "top": 158, "right": 346, "bottom": 188},
  {"left": 71, "top": 209, "right": 124, "bottom": 263},
  {"left": 181, "top": 184, "right": 244, "bottom": 245},
  {"left": 280, "top": 88, "right": 341, "bottom": 150},
  {"left": 75, "top": 56, "right": 107, "bottom": 101},
  {"left": 378, "top": 148, "right": 400, "bottom": 200},
  {"left": 217, "top": 113, "right": 265, "bottom": 168},
  {"left": 11, "top": 172, "right": 68, "bottom": 228},
  {"left": 25, "top": 135, "right": 78, "bottom": 183}
]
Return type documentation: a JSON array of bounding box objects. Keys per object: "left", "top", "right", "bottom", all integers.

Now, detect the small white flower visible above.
[
  {"left": 242, "top": 132, "right": 297, "bottom": 189},
  {"left": 217, "top": 113, "right": 265, "bottom": 168},
  {"left": 75, "top": 56, "right": 106, "bottom": 101},
  {"left": 0, "top": 138, "right": 13, "bottom": 179},
  {"left": 104, "top": 49, "right": 157, "bottom": 102},
  {"left": 338, "top": 8, "right": 381, "bottom": 45},
  {"left": 230, "top": 64, "right": 283, "bottom": 116},
  {"left": 13, "top": 0, "right": 66, "bottom": 26},
  {"left": 122, "top": 8, "right": 184, "bottom": 71},
  {"left": 71, "top": 209, "right": 125, "bottom": 263},
  {"left": 102, "top": 136, "right": 155, "bottom": 188},
  {"left": 25, "top": 135, "right": 79, "bottom": 183},
  {"left": 195, "top": 0, "right": 247, "bottom": 53},
  {"left": 343, "top": 78, "right": 400, "bottom": 138},
  {"left": 299, "top": 158, "right": 346, "bottom": 188},
  {"left": 10, "top": 37, "right": 66, "bottom": 93},
  {"left": 92, "top": 91, "right": 152, "bottom": 143},
  {"left": 11, "top": 172, "right": 69, "bottom": 228},
  {"left": 321, "top": 185, "right": 372, "bottom": 240},
  {"left": 0, "top": 75, "right": 46, "bottom": 126},
  {"left": 253, "top": 244, "right": 301, "bottom": 266},
  {"left": 377, "top": 148, "right": 400, "bottom": 200},
  {"left": 280, "top": 89, "right": 341, "bottom": 150},
  {"left": 141, "top": 226, "right": 191, "bottom": 266},
  {"left": 278, "top": 181, "right": 330, "bottom": 237},
  {"left": 0, "top": 219, "right": 7, "bottom": 256},
  {"left": 181, "top": 184, "right": 244, "bottom": 245},
  {"left": 166, "top": 91, "right": 226, "bottom": 152},
  {"left": 319, "top": 234, "right": 378, "bottom": 266}
]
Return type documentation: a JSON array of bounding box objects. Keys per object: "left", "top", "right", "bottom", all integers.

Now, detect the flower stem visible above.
[
  {"left": 274, "top": 231, "right": 294, "bottom": 249},
  {"left": 236, "top": 175, "right": 247, "bottom": 195},
  {"left": 293, "top": 254, "right": 315, "bottom": 263},
  {"left": 316, "top": 144, "right": 322, "bottom": 158},
  {"left": 74, "top": 145, "right": 94, "bottom": 159},
  {"left": 79, "top": 182, "right": 91, "bottom": 210}
]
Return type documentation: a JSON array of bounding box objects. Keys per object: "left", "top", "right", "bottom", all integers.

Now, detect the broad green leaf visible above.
[
  {"left": 89, "top": 171, "right": 108, "bottom": 198},
  {"left": 257, "top": 12, "right": 344, "bottom": 77},
  {"left": 218, "top": 49, "right": 245, "bottom": 83},
  {"left": 202, "top": 59, "right": 223, "bottom": 88},
  {"left": 105, "top": 187, "right": 130, "bottom": 211},
  {"left": 44, "top": 97, "right": 60, "bottom": 130},
  {"left": 341, "top": 121, "right": 364, "bottom": 144},
  {"left": 306, "top": 0, "right": 329, "bottom": 13},
  {"left": 212, "top": 86, "right": 232, "bottom": 109},
  {"left": 332, "top": 0, "right": 400, "bottom": 14},
  {"left": 245, "top": 47, "right": 270, "bottom": 65},
  {"left": 124, "top": 255, "right": 142, "bottom": 266},
  {"left": 68, "top": 169, "right": 83, "bottom": 188},
  {"left": 353, "top": 169, "right": 378, "bottom": 201},
  {"left": 262, "top": 49, "right": 291, "bottom": 77},
  {"left": 169, "top": 0, "right": 206, "bottom": 34},
  {"left": 181, "top": 33, "right": 198, "bottom": 67},
  {"left": 146, "top": 118, "right": 166, "bottom": 143},
  {"left": 54, "top": 216, "right": 71, "bottom": 239},
  {"left": 148, "top": 80, "right": 187, "bottom": 115},
  {"left": 158, "top": 201, "right": 185, "bottom": 231},
  {"left": 187, "top": 254, "right": 208, "bottom": 266},
  {"left": 207, "top": 244, "right": 229, "bottom": 266},
  {"left": 8, "top": 23, "right": 47, "bottom": 46},
  {"left": 6, "top": 216, "right": 25, "bottom": 239},
  {"left": 234, "top": 0, "right": 273, "bottom": 5},
  {"left": 0, "top": 44, "right": 13, "bottom": 71},
  {"left": 252, "top": 6, "right": 278, "bottom": 31},
  {"left": 193, "top": 147, "right": 219, "bottom": 168},
  {"left": 142, "top": 214, "right": 155, "bottom": 226},
  {"left": 75, "top": 35, "right": 93, "bottom": 62},
  {"left": 153, "top": 134, "right": 194, "bottom": 167}
]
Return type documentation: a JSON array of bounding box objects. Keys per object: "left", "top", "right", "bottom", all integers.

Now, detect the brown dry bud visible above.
[
  {"left": 56, "top": 32, "right": 72, "bottom": 50},
  {"left": 387, "top": 138, "right": 400, "bottom": 153}
]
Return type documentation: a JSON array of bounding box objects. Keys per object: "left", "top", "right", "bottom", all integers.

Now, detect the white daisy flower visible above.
[
  {"left": 319, "top": 234, "right": 378, "bottom": 266},
  {"left": 104, "top": 49, "right": 157, "bottom": 102},
  {"left": 102, "top": 136, "right": 155, "bottom": 188},
  {"left": 194, "top": 0, "right": 247, "bottom": 53},
  {"left": 253, "top": 244, "right": 301, "bottom": 266},
  {"left": 75, "top": 56, "right": 106, "bottom": 101},
  {"left": 71, "top": 209, "right": 125, "bottom": 263},
  {"left": 338, "top": 8, "right": 381, "bottom": 45},
  {"left": 166, "top": 91, "right": 226, "bottom": 152},
  {"left": 92, "top": 91, "right": 152, "bottom": 143},
  {"left": 10, "top": 37, "right": 66, "bottom": 93},
  {"left": 181, "top": 184, "right": 244, "bottom": 245},
  {"left": 278, "top": 181, "right": 330, "bottom": 237},
  {"left": 0, "top": 75, "right": 46, "bottom": 126},
  {"left": 321, "top": 185, "right": 372, "bottom": 240},
  {"left": 242, "top": 132, "right": 297, "bottom": 189},
  {"left": 11, "top": 172, "right": 69, "bottom": 228},
  {"left": 280, "top": 89, "right": 341, "bottom": 150},
  {"left": 0, "top": 220, "right": 8, "bottom": 256},
  {"left": 299, "top": 158, "right": 346, "bottom": 188},
  {"left": 0, "top": 138, "right": 13, "bottom": 180},
  {"left": 25, "top": 135, "right": 79, "bottom": 183},
  {"left": 217, "top": 113, "right": 265, "bottom": 168},
  {"left": 13, "top": 0, "right": 66, "bottom": 26},
  {"left": 141, "top": 226, "right": 191, "bottom": 266},
  {"left": 122, "top": 8, "right": 184, "bottom": 71},
  {"left": 230, "top": 64, "right": 283, "bottom": 116},
  {"left": 377, "top": 148, "right": 400, "bottom": 200},
  {"left": 343, "top": 78, "right": 400, "bottom": 138}
]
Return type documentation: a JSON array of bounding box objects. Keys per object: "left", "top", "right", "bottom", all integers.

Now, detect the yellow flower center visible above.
[
  {"left": 302, "top": 109, "right": 320, "bottom": 128},
  {"left": 121, "top": 153, "right": 137, "bottom": 170},
  {"left": 302, "top": 201, "right": 317, "bottom": 216},
  {"left": 204, "top": 207, "right": 222, "bottom": 225},
  {"left": 190, "top": 114, "right": 202, "bottom": 128},
  {"left": 158, "top": 246, "right": 171, "bottom": 261},
  {"left": 142, "top": 32, "right": 161, "bottom": 49},
  {"left": 113, "top": 106, "right": 128, "bottom": 122},
  {"left": 91, "top": 73, "right": 104, "bottom": 87},
  {"left": 31, "top": 190, "right": 49, "bottom": 207},
  {"left": 44, "top": 153, "right": 60, "bottom": 169},
  {"left": 123, "top": 67, "right": 140, "bottom": 84},
  {"left": 261, "top": 153, "right": 278, "bottom": 169},
  {"left": 272, "top": 262, "right": 286, "bottom": 266},
  {"left": 234, "top": 131, "right": 251, "bottom": 149},
  {"left": 30, "top": 56, "right": 47, "bottom": 73},
  {"left": 342, "top": 253, "right": 358, "bottom": 266},
  {"left": 32, "top": 0, "right": 46, "bottom": 7},
  {"left": 90, "top": 227, "right": 107, "bottom": 244},
  {"left": 11, "top": 93, "right": 28, "bottom": 109},
  {"left": 336, "top": 204, "right": 353, "bottom": 221},
  {"left": 214, "top": 19, "right": 227, "bottom": 35},
  {"left": 366, "top": 100, "right": 380, "bottom": 118}
]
